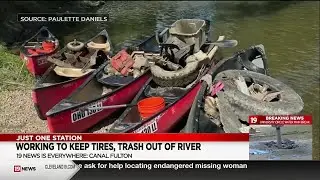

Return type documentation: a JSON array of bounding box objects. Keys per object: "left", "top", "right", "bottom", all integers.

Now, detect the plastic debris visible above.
[{"left": 249, "top": 149, "right": 269, "bottom": 155}]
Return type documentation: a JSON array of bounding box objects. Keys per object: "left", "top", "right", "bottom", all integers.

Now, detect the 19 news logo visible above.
[
  {"left": 14, "top": 165, "right": 36, "bottom": 172},
  {"left": 250, "top": 116, "right": 258, "bottom": 124}
]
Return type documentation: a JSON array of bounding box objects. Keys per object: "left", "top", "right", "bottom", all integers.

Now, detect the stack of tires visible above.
[
  {"left": 150, "top": 19, "right": 210, "bottom": 87},
  {"left": 214, "top": 70, "right": 304, "bottom": 133},
  {"left": 151, "top": 60, "right": 200, "bottom": 87}
]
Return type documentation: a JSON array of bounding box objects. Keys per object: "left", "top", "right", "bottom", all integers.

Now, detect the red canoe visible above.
[
  {"left": 108, "top": 78, "right": 203, "bottom": 133},
  {"left": 33, "top": 30, "right": 112, "bottom": 120},
  {"left": 45, "top": 49, "right": 162, "bottom": 133},
  {"left": 20, "top": 26, "right": 59, "bottom": 77},
  {"left": 108, "top": 37, "right": 224, "bottom": 133}
]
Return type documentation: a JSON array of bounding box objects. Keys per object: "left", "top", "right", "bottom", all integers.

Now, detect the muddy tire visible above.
[
  {"left": 215, "top": 70, "right": 304, "bottom": 115},
  {"left": 216, "top": 92, "right": 242, "bottom": 133},
  {"left": 151, "top": 61, "right": 199, "bottom": 87},
  {"left": 67, "top": 40, "right": 84, "bottom": 52}
]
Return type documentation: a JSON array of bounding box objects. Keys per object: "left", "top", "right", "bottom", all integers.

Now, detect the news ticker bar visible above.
[
  {"left": 2, "top": 160, "right": 319, "bottom": 180},
  {"left": 249, "top": 115, "right": 312, "bottom": 125},
  {"left": 72, "top": 160, "right": 320, "bottom": 180},
  {"left": 17, "top": 13, "right": 109, "bottom": 22}
]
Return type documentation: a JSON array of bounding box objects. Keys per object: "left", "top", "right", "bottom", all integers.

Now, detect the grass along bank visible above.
[
  {"left": 0, "top": 44, "right": 34, "bottom": 91},
  {"left": 0, "top": 44, "right": 47, "bottom": 133}
]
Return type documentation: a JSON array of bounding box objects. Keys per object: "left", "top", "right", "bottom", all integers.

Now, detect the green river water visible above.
[{"left": 49, "top": 1, "right": 319, "bottom": 158}]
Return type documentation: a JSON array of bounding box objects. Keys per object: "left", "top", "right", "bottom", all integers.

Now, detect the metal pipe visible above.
[{"left": 276, "top": 126, "right": 282, "bottom": 148}]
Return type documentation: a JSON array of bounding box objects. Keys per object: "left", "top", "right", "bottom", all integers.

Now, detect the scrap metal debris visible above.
[
  {"left": 234, "top": 76, "right": 250, "bottom": 96},
  {"left": 48, "top": 49, "right": 97, "bottom": 69}
]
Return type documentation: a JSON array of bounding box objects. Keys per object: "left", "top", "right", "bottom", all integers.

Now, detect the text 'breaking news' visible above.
[{"left": 17, "top": 13, "right": 109, "bottom": 22}]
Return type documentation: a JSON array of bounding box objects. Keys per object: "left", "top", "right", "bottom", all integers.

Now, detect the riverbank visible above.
[
  {"left": 250, "top": 139, "right": 312, "bottom": 160},
  {"left": 0, "top": 45, "right": 33, "bottom": 91},
  {"left": 0, "top": 90, "right": 47, "bottom": 133},
  {"left": 0, "top": 46, "right": 41, "bottom": 132}
]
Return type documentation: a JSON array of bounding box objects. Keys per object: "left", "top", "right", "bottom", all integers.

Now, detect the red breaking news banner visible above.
[
  {"left": 0, "top": 134, "right": 249, "bottom": 142},
  {"left": 248, "top": 115, "right": 312, "bottom": 125}
]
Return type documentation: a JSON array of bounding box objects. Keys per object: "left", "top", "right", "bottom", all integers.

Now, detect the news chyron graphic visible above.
[
  {"left": 17, "top": 13, "right": 109, "bottom": 22},
  {"left": 0, "top": 134, "right": 249, "bottom": 179},
  {"left": 249, "top": 115, "right": 313, "bottom": 160}
]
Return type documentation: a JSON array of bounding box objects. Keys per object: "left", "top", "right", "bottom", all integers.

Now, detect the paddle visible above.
[
  {"left": 81, "top": 104, "right": 136, "bottom": 111},
  {"left": 24, "top": 43, "right": 42, "bottom": 49},
  {"left": 204, "top": 39, "right": 238, "bottom": 48}
]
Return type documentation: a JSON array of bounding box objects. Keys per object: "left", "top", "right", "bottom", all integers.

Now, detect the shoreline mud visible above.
[{"left": 250, "top": 126, "right": 312, "bottom": 160}]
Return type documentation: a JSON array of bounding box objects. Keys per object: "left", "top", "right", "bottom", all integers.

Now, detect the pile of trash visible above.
[
  {"left": 48, "top": 48, "right": 95, "bottom": 69},
  {"left": 100, "top": 50, "right": 159, "bottom": 96},
  {"left": 103, "top": 50, "right": 156, "bottom": 78},
  {"left": 47, "top": 35, "right": 111, "bottom": 78},
  {"left": 149, "top": 19, "right": 215, "bottom": 87},
  {"left": 203, "top": 70, "right": 304, "bottom": 133}
]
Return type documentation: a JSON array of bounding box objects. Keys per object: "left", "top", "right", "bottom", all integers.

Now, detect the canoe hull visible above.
[
  {"left": 46, "top": 72, "right": 151, "bottom": 133},
  {"left": 19, "top": 26, "right": 59, "bottom": 77},
  {"left": 32, "top": 29, "right": 112, "bottom": 120},
  {"left": 20, "top": 52, "right": 56, "bottom": 77},
  {"left": 32, "top": 73, "right": 91, "bottom": 120}
]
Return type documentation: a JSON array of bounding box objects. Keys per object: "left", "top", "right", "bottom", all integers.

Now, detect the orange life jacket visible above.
[{"left": 27, "top": 41, "right": 55, "bottom": 55}]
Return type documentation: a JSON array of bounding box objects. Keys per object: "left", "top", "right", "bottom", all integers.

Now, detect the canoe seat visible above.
[
  {"left": 97, "top": 73, "right": 135, "bottom": 87},
  {"left": 144, "top": 85, "right": 189, "bottom": 103}
]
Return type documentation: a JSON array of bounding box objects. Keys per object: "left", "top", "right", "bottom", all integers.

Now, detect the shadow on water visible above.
[{"left": 231, "top": 1, "right": 301, "bottom": 17}]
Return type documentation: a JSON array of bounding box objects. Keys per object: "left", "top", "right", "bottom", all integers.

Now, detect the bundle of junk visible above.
[
  {"left": 105, "top": 19, "right": 214, "bottom": 89},
  {"left": 47, "top": 32, "right": 111, "bottom": 79}
]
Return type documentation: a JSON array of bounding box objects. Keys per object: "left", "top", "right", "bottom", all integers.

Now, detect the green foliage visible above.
[{"left": 0, "top": 45, "right": 33, "bottom": 91}]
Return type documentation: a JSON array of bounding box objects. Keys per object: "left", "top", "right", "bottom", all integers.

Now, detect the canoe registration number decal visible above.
[
  {"left": 71, "top": 101, "right": 103, "bottom": 123},
  {"left": 133, "top": 114, "right": 162, "bottom": 133},
  {"left": 37, "top": 56, "right": 48, "bottom": 66}
]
